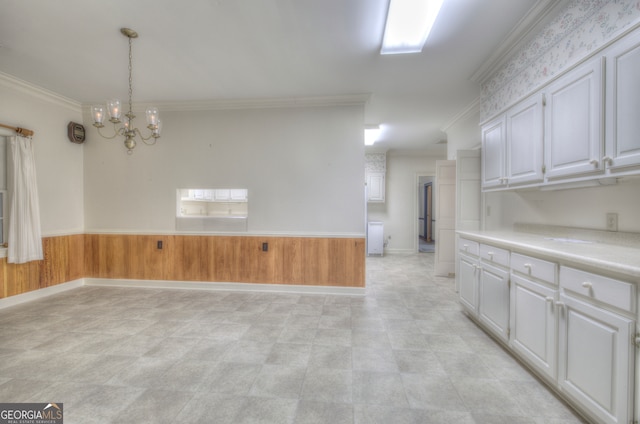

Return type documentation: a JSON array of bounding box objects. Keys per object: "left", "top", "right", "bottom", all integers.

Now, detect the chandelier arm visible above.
[
  {"left": 133, "top": 128, "right": 158, "bottom": 144},
  {"left": 95, "top": 124, "right": 122, "bottom": 140}
]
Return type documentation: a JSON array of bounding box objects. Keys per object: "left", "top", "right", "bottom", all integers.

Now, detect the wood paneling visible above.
[
  {"left": 1, "top": 234, "right": 85, "bottom": 299},
  {"left": 85, "top": 234, "right": 365, "bottom": 287},
  {"left": 1, "top": 233, "right": 365, "bottom": 299}
]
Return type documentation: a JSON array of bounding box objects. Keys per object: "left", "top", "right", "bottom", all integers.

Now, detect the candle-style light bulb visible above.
[
  {"left": 92, "top": 105, "right": 105, "bottom": 126},
  {"left": 107, "top": 99, "right": 122, "bottom": 122},
  {"left": 146, "top": 107, "right": 159, "bottom": 128}
]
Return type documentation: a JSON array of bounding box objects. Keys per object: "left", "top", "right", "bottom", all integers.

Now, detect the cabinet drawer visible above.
[
  {"left": 480, "top": 244, "right": 509, "bottom": 267},
  {"left": 459, "top": 238, "right": 479, "bottom": 256},
  {"left": 560, "top": 266, "right": 635, "bottom": 313},
  {"left": 511, "top": 253, "right": 557, "bottom": 285}
]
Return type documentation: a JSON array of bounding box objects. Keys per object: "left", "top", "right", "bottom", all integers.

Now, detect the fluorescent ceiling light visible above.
[
  {"left": 364, "top": 125, "right": 381, "bottom": 145},
  {"left": 381, "top": 0, "right": 445, "bottom": 55}
]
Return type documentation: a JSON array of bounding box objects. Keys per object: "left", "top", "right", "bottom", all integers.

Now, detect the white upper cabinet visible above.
[
  {"left": 543, "top": 56, "right": 604, "bottom": 180},
  {"left": 506, "top": 93, "right": 544, "bottom": 185},
  {"left": 481, "top": 115, "right": 506, "bottom": 188},
  {"left": 605, "top": 30, "right": 640, "bottom": 172},
  {"left": 367, "top": 172, "right": 385, "bottom": 202}
]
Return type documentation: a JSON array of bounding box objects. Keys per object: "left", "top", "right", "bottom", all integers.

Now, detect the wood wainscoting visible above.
[
  {"left": 0, "top": 234, "right": 366, "bottom": 299},
  {"left": 0, "top": 234, "right": 85, "bottom": 298}
]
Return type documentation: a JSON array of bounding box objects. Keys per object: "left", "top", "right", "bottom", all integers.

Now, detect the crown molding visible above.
[
  {"left": 469, "top": 0, "right": 570, "bottom": 85},
  {"left": 440, "top": 97, "right": 480, "bottom": 133},
  {"left": 83, "top": 94, "right": 372, "bottom": 113},
  {"left": 0, "top": 71, "right": 82, "bottom": 112}
]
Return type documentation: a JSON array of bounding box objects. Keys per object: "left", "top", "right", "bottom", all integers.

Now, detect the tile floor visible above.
[{"left": 0, "top": 253, "right": 587, "bottom": 423}]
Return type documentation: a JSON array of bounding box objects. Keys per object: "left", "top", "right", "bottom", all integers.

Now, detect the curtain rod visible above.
[{"left": 0, "top": 123, "right": 34, "bottom": 137}]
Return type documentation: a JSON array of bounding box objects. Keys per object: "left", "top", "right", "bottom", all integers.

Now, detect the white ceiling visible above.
[{"left": 0, "top": 0, "right": 549, "bottom": 153}]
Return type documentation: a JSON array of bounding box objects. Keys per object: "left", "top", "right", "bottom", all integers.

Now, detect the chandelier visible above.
[{"left": 91, "top": 28, "right": 161, "bottom": 154}]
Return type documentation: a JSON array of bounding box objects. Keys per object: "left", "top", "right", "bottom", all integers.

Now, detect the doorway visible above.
[{"left": 418, "top": 176, "right": 435, "bottom": 253}]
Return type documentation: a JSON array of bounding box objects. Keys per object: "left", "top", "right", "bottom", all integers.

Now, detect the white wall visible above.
[
  {"left": 0, "top": 75, "right": 85, "bottom": 236},
  {"left": 367, "top": 152, "right": 444, "bottom": 252},
  {"left": 445, "top": 105, "right": 480, "bottom": 160},
  {"left": 83, "top": 104, "right": 365, "bottom": 235},
  {"left": 485, "top": 178, "right": 640, "bottom": 233}
]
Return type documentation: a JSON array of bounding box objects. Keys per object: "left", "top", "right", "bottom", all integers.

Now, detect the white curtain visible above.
[{"left": 8, "top": 136, "right": 43, "bottom": 264}]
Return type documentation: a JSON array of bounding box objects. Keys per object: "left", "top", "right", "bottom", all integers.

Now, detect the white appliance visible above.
[{"left": 367, "top": 221, "right": 384, "bottom": 256}]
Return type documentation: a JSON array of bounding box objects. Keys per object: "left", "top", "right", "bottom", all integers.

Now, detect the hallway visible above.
[{"left": 0, "top": 254, "right": 585, "bottom": 423}]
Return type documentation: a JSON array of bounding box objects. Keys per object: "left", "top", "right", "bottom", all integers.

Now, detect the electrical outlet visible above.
[{"left": 606, "top": 213, "right": 618, "bottom": 232}]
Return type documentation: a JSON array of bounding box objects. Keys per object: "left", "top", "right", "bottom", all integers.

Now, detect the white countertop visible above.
[{"left": 457, "top": 230, "right": 640, "bottom": 281}]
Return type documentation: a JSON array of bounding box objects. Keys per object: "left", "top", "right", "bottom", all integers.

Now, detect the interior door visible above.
[{"left": 434, "top": 160, "right": 456, "bottom": 276}]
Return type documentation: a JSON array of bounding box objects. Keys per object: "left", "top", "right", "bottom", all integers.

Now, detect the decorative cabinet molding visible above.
[
  {"left": 544, "top": 56, "right": 604, "bottom": 180},
  {"left": 481, "top": 116, "right": 506, "bottom": 188},
  {"left": 605, "top": 32, "right": 640, "bottom": 172},
  {"left": 506, "top": 94, "right": 544, "bottom": 185}
]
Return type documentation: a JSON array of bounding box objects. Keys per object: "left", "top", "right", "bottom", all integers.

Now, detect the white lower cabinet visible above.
[
  {"left": 458, "top": 252, "right": 479, "bottom": 314},
  {"left": 558, "top": 268, "right": 636, "bottom": 424},
  {"left": 458, "top": 242, "right": 637, "bottom": 424},
  {"left": 479, "top": 262, "right": 509, "bottom": 342},
  {"left": 510, "top": 274, "right": 557, "bottom": 381}
]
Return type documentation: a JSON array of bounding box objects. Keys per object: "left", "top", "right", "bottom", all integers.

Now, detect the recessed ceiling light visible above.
[{"left": 381, "top": 0, "right": 445, "bottom": 55}]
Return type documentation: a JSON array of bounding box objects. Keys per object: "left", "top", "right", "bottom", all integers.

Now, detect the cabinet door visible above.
[
  {"left": 506, "top": 94, "right": 544, "bottom": 185},
  {"left": 544, "top": 56, "right": 604, "bottom": 179},
  {"left": 458, "top": 253, "right": 479, "bottom": 314},
  {"left": 510, "top": 274, "right": 556, "bottom": 380},
  {"left": 478, "top": 262, "right": 509, "bottom": 341},
  {"left": 605, "top": 31, "right": 640, "bottom": 171},
  {"left": 367, "top": 173, "right": 385, "bottom": 202},
  {"left": 481, "top": 115, "right": 506, "bottom": 188},
  {"left": 558, "top": 293, "right": 634, "bottom": 424}
]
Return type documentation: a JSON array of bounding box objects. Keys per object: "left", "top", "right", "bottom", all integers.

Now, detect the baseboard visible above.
[
  {"left": 0, "top": 279, "right": 84, "bottom": 309},
  {"left": 383, "top": 248, "right": 415, "bottom": 254},
  {"left": 85, "top": 278, "right": 365, "bottom": 296}
]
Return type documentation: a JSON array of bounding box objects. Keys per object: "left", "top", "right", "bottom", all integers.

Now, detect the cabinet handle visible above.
[
  {"left": 589, "top": 159, "right": 599, "bottom": 167},
  {"left": 555, "top": 301, "right": 566, "bottom": 309},
  {"left": 545, "top": 296, "right": 554, "bottom": 303},
  {"left": 523, "top": 263, "right": 532, "bottom": 269},
  {"left": 602, "top": 156, "right": 612, "bottom": 166},
  {"left": 487, "top": 252, "right": 494, "bottom": 256},
  {"left": 581, "top": 281, "right": 592, "bottom": 289}
]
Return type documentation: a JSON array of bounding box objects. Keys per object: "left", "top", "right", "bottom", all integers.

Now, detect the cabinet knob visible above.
[
  {"left": 581, "top": 281, "right": 592, "bottom": 289},
  {"left": 589, "top": 159, "right": 599, "bottom": 167}
]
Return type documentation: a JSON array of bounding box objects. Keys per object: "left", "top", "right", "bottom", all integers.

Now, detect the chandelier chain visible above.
[{"left": 128, "top": 35, "right": 133, "bottom": 122}]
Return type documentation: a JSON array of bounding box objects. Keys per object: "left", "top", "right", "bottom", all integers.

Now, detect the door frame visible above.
[
  {"left": 423, "top": 182, "right": 433, "bottom": 241},
  {"left": 413, "top": 172, "right": 435, "bottom": 253}
]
